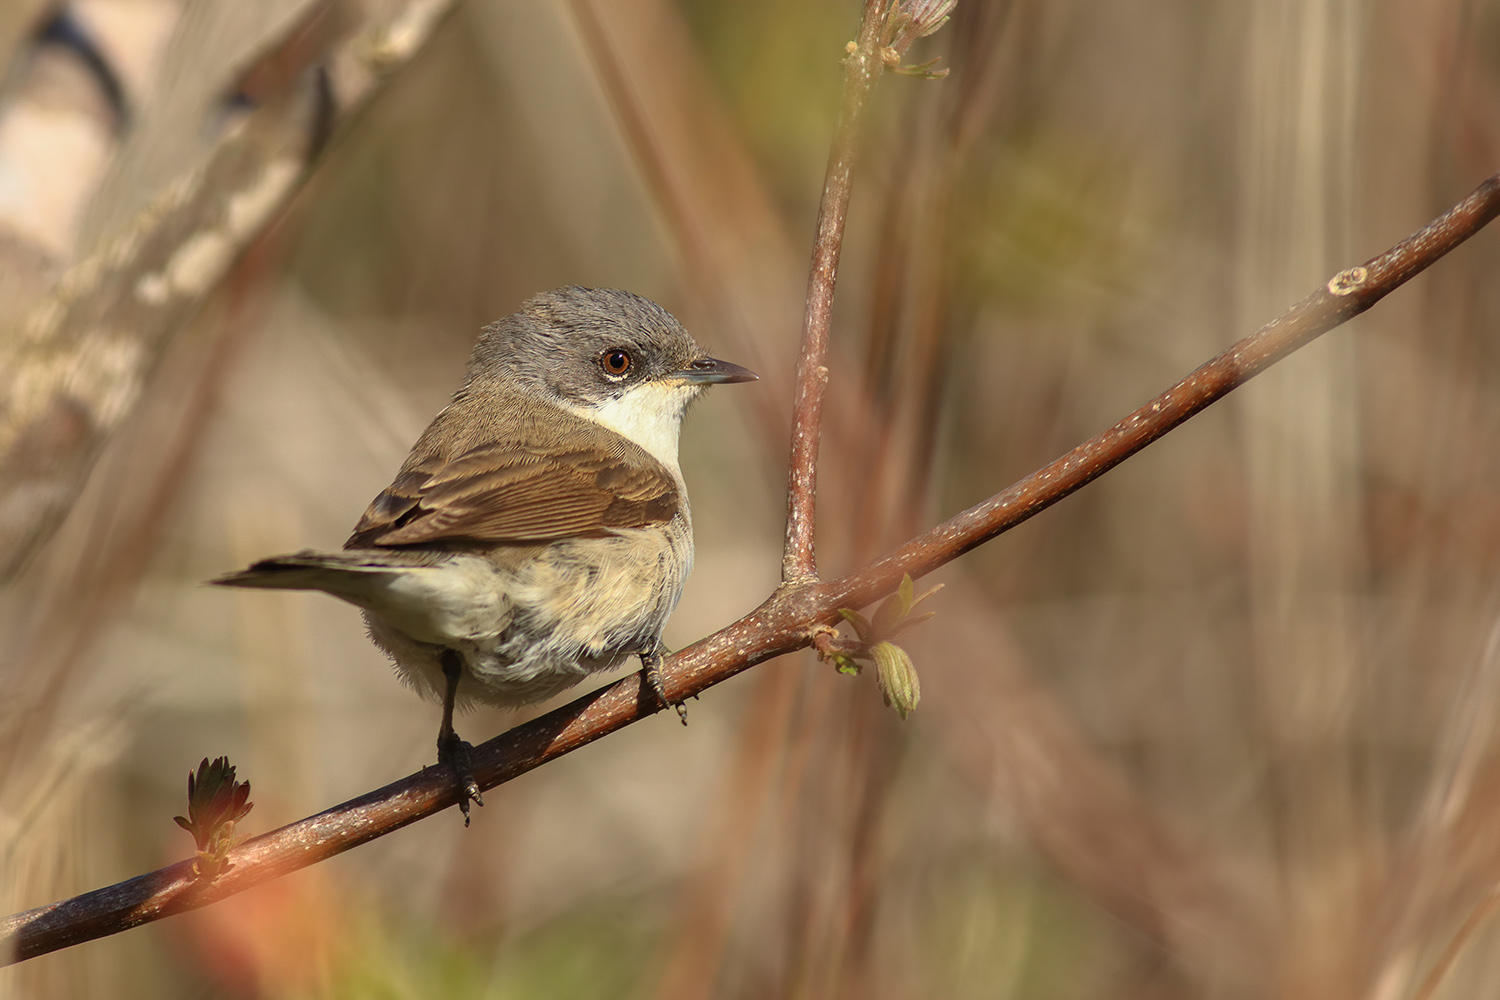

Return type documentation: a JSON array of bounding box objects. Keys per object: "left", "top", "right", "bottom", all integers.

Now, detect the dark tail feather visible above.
[{"left": 209, "top": 550, "right": 419, "bottom": 590}]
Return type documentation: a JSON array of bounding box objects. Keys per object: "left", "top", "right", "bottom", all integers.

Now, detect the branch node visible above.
[{"left": 1327, "top": 265, "right": 1369, "bottom": 296}]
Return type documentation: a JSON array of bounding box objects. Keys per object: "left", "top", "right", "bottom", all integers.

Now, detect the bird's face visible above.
[
  {"left": 482, "top": 287, "right": 757, "bottom": 469},
  {"left": 516, "top": 295, "right": 753, "bottom": 410}
]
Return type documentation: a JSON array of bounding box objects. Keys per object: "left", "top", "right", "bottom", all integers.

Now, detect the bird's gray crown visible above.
[{"left": 467, "top": 287, "right": 705, "bottom": 408}]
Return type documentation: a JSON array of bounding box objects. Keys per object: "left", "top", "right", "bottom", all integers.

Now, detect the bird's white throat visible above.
[{"left": 565, "top": 380, "right": 699, "bottom": 476}]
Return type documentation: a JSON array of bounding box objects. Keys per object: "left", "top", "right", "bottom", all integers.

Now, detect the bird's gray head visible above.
[
  {"left": 470, "top": 287, "right": 753, "bottom": 404},
  {"left": 467, "top": 287, "right": 756, "bottom": 470}
]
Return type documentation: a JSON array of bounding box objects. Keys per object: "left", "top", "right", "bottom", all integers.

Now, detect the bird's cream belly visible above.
[
  {"left": 365, "top": 557, "right": 513, "bottom": 646},
  {"left": 363, "top": 525, "right": 692, "bottom": 708}
]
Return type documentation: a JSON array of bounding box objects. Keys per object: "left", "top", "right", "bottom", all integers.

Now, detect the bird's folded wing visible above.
[{"left": 345, "top": 440, "right": 679, "bottom": 548}]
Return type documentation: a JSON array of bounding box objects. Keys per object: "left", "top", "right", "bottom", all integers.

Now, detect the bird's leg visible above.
[
  {"left": 437, "top": 649, "right": 483, "bottom": 825},
  {"left": 639, "top": 643, "right": 687, "bottom": 723}
]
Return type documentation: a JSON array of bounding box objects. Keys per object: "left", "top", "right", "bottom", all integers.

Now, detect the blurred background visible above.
[{"left": 1, "top": 0, "right": 1499, "bottom": 996}]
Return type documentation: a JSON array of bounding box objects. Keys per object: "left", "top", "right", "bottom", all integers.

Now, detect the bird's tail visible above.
[{"left": 209, "top": 550, "right": 431, "bottom": 593}]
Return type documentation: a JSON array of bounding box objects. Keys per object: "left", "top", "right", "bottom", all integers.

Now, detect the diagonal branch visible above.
[
  {"left": 837, "top": 173, "right": 1500, "bottom": 598},
  {"left": 3, "top": 168, "right": 1497, "bottom": 967}
]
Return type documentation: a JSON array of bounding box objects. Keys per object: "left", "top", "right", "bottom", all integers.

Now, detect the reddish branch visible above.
[
  {"left": 783, "top": 0, "right": 954, "bottom": 582},
  {"left": 3, "top": 170, "right": 1498, "bottom": 966},
  {"left": 782, "top": 0, "right": 888, "bottom": 583}
]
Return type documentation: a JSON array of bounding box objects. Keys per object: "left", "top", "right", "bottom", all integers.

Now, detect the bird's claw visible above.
[
  {"left": 641, "top": 649, "right": 688, "bottom": 724},
  {"left": 436, "top": 731, "right": 483, "bottom": 825}
]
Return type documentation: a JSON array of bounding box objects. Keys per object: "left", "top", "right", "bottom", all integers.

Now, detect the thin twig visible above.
[
  {"left": 783, "top": 0, "right": 955, "bottom": 582},
  {"left": 2, "top": 169, "right": 1496, "bottom": 967},
  {"left": 782, "top": 0, "right": 887, "bottom": 583}
]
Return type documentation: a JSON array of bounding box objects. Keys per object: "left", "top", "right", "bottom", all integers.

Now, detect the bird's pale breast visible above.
[{"left": 363, "top": 513, "right": 693, "bottom": 708}]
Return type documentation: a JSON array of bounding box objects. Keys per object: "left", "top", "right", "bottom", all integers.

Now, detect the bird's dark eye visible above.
[{"left": 601, "top": 349, "right": 632, "bottom": 377}]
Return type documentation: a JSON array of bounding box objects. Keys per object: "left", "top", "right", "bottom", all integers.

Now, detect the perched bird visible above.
[{"left": 213, "top": 287, "right": 757, "bottom": 820}]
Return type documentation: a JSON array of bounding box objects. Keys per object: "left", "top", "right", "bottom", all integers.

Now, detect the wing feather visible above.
[{"left": 345, "top": 431, "right": 679, "bottom": 549}]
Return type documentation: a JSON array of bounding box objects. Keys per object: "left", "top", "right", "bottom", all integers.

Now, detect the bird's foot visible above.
[
  {"left": 640, "top": 647, "right": 688, "bottom": 724},
  {"left": 436, "top": 730, "right": 484, "bottom": 825}
]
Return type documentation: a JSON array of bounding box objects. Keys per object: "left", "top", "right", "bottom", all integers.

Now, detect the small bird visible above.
[{"left": 212, "top": 287, "right": 757, "bottom": 821}]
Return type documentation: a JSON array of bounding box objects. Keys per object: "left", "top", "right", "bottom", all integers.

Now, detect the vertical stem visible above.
[{"left": 781, "top": 0, "right": 889, "bottom": 583}]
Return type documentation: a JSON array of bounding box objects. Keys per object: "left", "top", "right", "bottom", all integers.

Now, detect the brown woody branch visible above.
[
  {"left": 782, "top": 0, "right": 885, "bottom": 583},
  {"left": 3, "top": 169, "right": 1497, "bottom": 966}
]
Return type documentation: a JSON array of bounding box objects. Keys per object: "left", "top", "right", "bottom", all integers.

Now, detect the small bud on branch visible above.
[
  {"left": 173, "top": 757, "right": 254, "bottom": 880},
  {"left": 816, "top": 574, "right": 942, "bottom": 717}
]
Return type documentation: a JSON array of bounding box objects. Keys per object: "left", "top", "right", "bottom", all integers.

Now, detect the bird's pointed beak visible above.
[{"left": 673, "top": 356, "right": 759, "bottom": 385}]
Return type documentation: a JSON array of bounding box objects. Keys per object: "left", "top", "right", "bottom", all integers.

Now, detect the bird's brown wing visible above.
[{"left": 345, "top": 437, "right": 680, "bottom": 548}]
